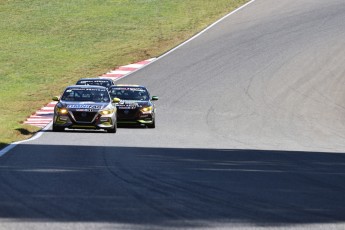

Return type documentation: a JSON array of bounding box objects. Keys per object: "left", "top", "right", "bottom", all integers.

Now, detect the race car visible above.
[
  {"left": 108, "top": 84, "right": 158, "bottom": 128},
  {"left": 75, "top": 78, "right": 115, "bottom": 89},
  {"left": 52, "top": 85, "right": 120, "bottom": 133}
]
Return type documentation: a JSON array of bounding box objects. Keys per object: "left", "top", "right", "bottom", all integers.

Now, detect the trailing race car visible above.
[
  {"left": 52, "top": 85, "right": 120, "bottom": 133},
  {"left": 108, "top": 84, "right": 158, "bottom": 128},
  {"left": 75, "top": 78, "right": 115, "bottom": 89}
]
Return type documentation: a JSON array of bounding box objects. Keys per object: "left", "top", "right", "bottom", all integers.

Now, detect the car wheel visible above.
[
  {"left": 147, "top": 119, "right": 155, "bottom": 128},
  {"left": 107, "top": 123, "right": 117, "bottom": 133},
  {"left": 52, "top": 125, "right": 65, "bottom": 132}
]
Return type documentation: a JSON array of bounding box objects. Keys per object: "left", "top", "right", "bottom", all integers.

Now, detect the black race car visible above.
[
  {"left": 108, "top": 84, "right": 158, "bottom": 128},
  {"left": 75, "top": 78, "right": 115, "bottom": 89},
  {"left": 52, "top": 85, "right": 120, "bottom": 133}
]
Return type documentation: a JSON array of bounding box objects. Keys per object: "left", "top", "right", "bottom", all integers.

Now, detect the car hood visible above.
[
  {"left": 59, "top": 101, "right": 109, "bottom": 112},
  {"left": 116, "top": 100, "right": 151, "bottom": 108}
]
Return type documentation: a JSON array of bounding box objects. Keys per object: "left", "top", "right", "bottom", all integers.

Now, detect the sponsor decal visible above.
[
  {"left": 67, "top": 88, "right": 107, "bottom": 92},
  {"left": 119, "top": 101, "right": 139, "bottom": 106},
  {"left": 76, "top": 109, "right": 94, "bottom": 112},
  {"left": 79, "top": 80, "right": 109, "bottom": 84},
  {"left": 119, "top": 106, "right": 136, "bottom": 110},
  {"left": 67, "top": 104, "right": 103, "bottom": 109},
  {"left": 118, "top": 101, "right": 139, "bottom": 110}
]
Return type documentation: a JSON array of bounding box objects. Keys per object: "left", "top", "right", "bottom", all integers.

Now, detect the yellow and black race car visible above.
[
  {"left": 108, "top": 85, "right": 158, "bottom": 128},
  {"left": 52, "top": 85, "right": 120, "bottom": 133}
]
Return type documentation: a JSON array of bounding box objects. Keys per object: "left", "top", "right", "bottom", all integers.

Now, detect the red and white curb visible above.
[
  {"left": 24, "top": 101, "right": 57, "bottom": 128},
  {"left": 23, "top": 58, "right": 156, "bottom": 128},
  {"left": 100, "top": 58, "right": 155, "bottom": 80}
]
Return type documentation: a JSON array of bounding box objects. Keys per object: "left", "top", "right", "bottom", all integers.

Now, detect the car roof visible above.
[
  {"left": 111, "top": 84, "right": 145, "bottom": 88},
  {"left": 77, "top": 78, "right": 113, "bottom": 81},
  {"left": 66, "top": 85, "right": 108, "bottom": 89}
]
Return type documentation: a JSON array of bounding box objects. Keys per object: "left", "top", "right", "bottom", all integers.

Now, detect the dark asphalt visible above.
[{"left": 1, "top": 0, "right": 345, "bottom": 229}]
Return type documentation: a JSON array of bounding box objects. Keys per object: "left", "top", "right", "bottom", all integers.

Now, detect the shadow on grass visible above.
[
  {"left": 0, "top": 128, "right": 38, "bottom": 151},
  {"left": 0, "top": 142, "right": 8, "bottom": 150},
  {"left": 0, "top": 145, "right": 345, "bottom": 228},
  {"left": 15, "top": 128, "right": 38, "bottom": 136}
]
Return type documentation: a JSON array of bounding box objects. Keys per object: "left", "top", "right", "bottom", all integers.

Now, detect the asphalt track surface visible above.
[{"left": 1, "top": 0, "right": 345, "bottom": 229}]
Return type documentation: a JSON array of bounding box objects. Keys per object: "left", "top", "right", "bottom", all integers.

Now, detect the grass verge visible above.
[{"left": 0, "top": 0, "right": 248, "bottom": 149}]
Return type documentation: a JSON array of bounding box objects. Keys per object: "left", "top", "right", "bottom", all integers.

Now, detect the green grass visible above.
[{"left": 0, "top": 0, "right": 248, "bottom": 148}]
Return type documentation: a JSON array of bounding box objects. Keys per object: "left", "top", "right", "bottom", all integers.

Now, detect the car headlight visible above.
[
  {"left": 57, "top": 107, "right": 68, "bottom": 114},
  {"left": 141, "top": 106, "right": 153, "bottom": 113},
  {"left": 100, "top": 109, "right": 114, "bottom": 115}
]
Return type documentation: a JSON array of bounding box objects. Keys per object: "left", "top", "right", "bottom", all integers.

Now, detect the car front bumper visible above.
[{"left": 53, "top": 112, "right": 116, "bottom": 129}]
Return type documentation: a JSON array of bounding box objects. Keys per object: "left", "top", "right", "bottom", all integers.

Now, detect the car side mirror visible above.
[
  {"left": 113, "top": 97, "right": 121, "bottom": 103},
  {"left": 151, "top": 96, "right": 159, "bottom": 101},
  {"left": 52, "top": 96, "right": 60, "bottom": 101}
]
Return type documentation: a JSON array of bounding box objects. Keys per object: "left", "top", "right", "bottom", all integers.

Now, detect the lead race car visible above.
[
  {"left": 52, "top": 85, "right": 120, "bottom": 133},
  {"left": 108, "top": 84, "right": 158, "bottom": 128}
]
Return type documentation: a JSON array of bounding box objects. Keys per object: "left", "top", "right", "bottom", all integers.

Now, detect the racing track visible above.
[{"left": 1, "top": 0, "right": 345, "bottom": 229}]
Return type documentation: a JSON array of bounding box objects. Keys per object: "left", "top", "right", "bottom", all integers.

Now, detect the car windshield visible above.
[
  {"left": 76, "top": 80, "right": 112, "bottom": 88},
  {"left": 61, "top": 88, "right": 110, "bottom": 102},
  {"left": 109, "top": 87, "right": 149, "bottom": 101}
]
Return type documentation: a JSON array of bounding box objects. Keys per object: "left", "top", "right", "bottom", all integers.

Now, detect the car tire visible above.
[
  {"left": 52, "top": 125, "right": 65, "bottom": 132},
  {"left": 147, "top": 119, "right": 155, "bottom": 128},
  {"left": 107, "top": 123, "right": 117, "bottom": 133}
]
